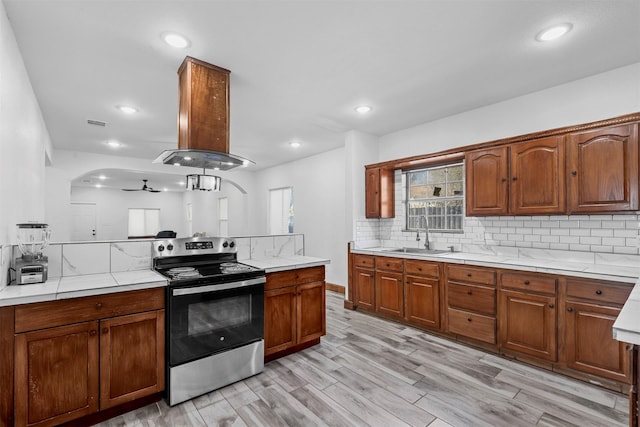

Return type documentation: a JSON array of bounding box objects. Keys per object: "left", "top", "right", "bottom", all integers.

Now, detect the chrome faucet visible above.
[{"left": 421, "top": 215, "right": 430, "bottom": 250}]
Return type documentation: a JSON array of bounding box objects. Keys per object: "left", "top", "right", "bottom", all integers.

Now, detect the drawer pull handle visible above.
[
  {"left": 567, "top": 307, "right": 573, "bottom": 312},
  {"left": 467, "top": 291, "right": 473, "bottom": 295},
  {"left": 89, "top": 330, "right": 97, "bottom": 336},
  {"left": 102, "top": 328, "right": 109, "bottom": 335},
  {"left": 524, "top": 280, "right": 530, "bottom": 285},
  {"left": 548, "top": 304, "right": 554, "bottom": 309},
  {"left": 467, "top": 273, "right": 472, "bottom": 277},
  {"left": 571, "top": 170, "right": 577, "bottom": 176},
  {"left": 467, "top": 318, "right": 472, "bottom": 322},
  {"left": 418, "top": 268, "right": 422, "bottom": 271},
  {"left": 95, "top": 303, "right": 103, "bottom": 309},
  {"left": 595, "top": 290, "right": 602, "bottom": 295}
]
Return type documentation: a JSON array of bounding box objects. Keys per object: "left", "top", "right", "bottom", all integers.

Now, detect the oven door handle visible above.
[{"left": 172, "top": 277, "right": 266, "bottom": 296}]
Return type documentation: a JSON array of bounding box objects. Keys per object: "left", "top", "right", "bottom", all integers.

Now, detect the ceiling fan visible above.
[{"left": 121, "top": 179, "right": 161, "bottom": 193}]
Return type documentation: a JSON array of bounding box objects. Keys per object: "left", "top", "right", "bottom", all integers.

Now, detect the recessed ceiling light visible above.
[
  {"left": 116, "top": 105, "right": 138, "bottom": 114},
  {"left": 98, "top": 175, "right": 107, "bottom": 180},
  {"left": 162, "top": 32, "right": 190, "bottom": 49},
  {"left": 163, "top": 188, "right": 168, "bottom": 192},
  {"left": 355, "top": 105, "right": 372, "bottom": 114},
  {"left": 95, "top": 184, "right": 102, "bottom": 188},
  {"left": 178, "top": 181, "right": 185, "bottom": 186},
  {"left": 106, "top": 140, "right": 121, "bottom": 148},
  {"left": 290, "top": 141, "right": 301, "bottom": 148},
  {"left": 536, "top": 23, "right": 573, "bottom": 42}
]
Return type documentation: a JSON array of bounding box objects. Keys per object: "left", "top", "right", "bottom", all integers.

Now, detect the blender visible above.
[{"left": 15, "top": 223, "right": 50, "bottom": 284}]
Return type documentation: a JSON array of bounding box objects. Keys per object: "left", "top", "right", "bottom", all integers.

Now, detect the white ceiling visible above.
[{"left": 5, "top": 0, "right": 640, "bottom": 182}]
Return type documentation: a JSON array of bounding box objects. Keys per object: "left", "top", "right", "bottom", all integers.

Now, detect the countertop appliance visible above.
[
  {"left": 15, "top": 223, "right": 50, "bottom": 285},
  {"left": 152, "top": 237, "right": 265, "bottom": 406}
]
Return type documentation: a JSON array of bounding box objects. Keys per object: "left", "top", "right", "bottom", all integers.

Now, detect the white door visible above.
[{"left": 70, "top": 202, "right": 97, "bottom": 241}]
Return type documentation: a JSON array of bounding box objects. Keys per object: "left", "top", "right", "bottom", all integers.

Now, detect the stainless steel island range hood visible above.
[{"left": 153, "top": 56, "right": 254, "bottom": 185}]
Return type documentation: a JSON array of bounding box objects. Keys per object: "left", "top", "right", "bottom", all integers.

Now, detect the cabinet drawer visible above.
[
  {"left": 448, "top": 308, "right": 496, "bottom": 344},
  {"left": 501, "top": 272, "right": 556, "bottom": 295},
  {"left": 266, "top": 266, "right": 325, "bottom": 290},
  {"left": 405, "top": 260, "right": 439, "bottom": 278},
  {"left": 566, "top": 280, "right": 632, "bottom": 305},
  {"left": 447, "top": 283, "right": 496, "bottom": 315},
  {"left": 15, "top": 287, "right": 165, "bottom": 333},
  {"left": 447, "top": 265, "right": 496, "bottom": 286},
  {"left": 375, "top": 256, "right": 404, "bottom": 272},
  {"left": 353, "top": 254, "right": 374, "bottom": 269}
]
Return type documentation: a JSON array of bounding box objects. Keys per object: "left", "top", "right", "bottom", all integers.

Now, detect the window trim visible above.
[{"left": 404, "top": 162, "right": 465, "bottom": 233}]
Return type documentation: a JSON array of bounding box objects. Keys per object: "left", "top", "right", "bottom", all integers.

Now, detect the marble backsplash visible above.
[{"left": 7, "top": 234, "right": 305, "bottom": 281}]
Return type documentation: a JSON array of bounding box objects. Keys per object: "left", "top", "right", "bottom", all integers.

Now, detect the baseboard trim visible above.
[{"left": 326, "top": 282, "right": 345, "bottom": 294}]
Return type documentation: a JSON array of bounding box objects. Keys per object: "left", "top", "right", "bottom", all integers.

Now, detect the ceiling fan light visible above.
[{"left": 186, "top": 174, "right": 221, "bottom": 191}]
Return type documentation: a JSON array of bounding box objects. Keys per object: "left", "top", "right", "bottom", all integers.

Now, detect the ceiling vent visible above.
[{"left": 87, "top": 119, "right": 107, "bottom": 127}]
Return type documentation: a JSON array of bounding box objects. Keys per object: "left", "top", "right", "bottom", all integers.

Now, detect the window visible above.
[
  {"left": 405, "top": 163, "right": 464, "bottom": 232},
  {"left": 269, "top": 187, "right": 294, "bottom": 234},
  {"left": 218, "top": 197, "right": 228, "bottom": 236},
  {"left": 128, "top": 208, "right": 160, "bottom": 238}
]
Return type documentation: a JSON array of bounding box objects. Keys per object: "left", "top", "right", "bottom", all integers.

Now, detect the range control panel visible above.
[{"left": 152, "top": 237, "right": 237, "bottom": 257}]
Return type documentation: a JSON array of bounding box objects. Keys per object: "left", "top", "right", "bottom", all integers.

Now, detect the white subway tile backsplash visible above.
[{"left": 355, "top": 184, "right": 639, "bottom": 259}]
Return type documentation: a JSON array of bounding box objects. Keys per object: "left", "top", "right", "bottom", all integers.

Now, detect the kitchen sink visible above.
[{"left": 386, "top": 247, "right": 450, "bottom": 255}]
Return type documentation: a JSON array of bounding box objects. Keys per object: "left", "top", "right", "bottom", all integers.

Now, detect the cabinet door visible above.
[
  {"left": 297, "top": 281, "right": 326, "bottom": 345},
  {"left": 465, "top": 147, "right": 509, "bottom": 216},
  {"left": 499, "top": 290, "right": 557, "bottom": 361},
  {"left": 510, "top": 136, "right": 566, "bottom": 215},
  {"left": 567, "top": 124, "right": 639, "bottom": 213},
  {"left": 264, "top": 286, "right": 297, "bottom": 356},
  {"left": 99, "top": 311, "right": 165, "bottom": 410},
  {"left": 565, "top": 301, "right": 632, "bottom": 383},
  {"left": 354, "top": 267, "right": 376, "bottom": 311},
  {"left": 365, "top": 167, "right": 394, "bottom": 218},
  {"left": 375, "top": 271, "right": 404, "bottom": 318},
  {"left": 15, "top": 321, "right": 99, "bottom": 427},
  {"left": 405, "top": 275, "right": 440, "bottom": 328}
]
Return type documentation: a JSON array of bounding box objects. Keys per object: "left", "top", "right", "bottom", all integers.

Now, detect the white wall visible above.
[
  {"left": 252, "top": 148, "right": 347, "bottom": 287},
  {"left": 70, "top": 187, "right": 185, "bottom": 240},
  {"left": 0, "top": 2, "right": 52, "bottom": 287},
  {"left": 45, "top": 149, "right": 256, "bottom": 241},
  {"left": 379, "top": 63, "right": 640, "bottom": 160}
]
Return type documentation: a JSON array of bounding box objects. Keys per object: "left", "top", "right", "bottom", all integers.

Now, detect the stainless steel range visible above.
[{"left": 152, "top": 237, "right": 265, "bottom": 406}]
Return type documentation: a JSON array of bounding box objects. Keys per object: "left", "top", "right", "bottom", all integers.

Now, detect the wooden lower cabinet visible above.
[
  {"left": 405, "top": 275, "right": 439, "bottom": 329},
  {"left": 564, "top": 278, "right": 633, "bottom": 384},
  {"left": 499, "top": 289, "right": 557, "bottom": 361},
  {"left": 354, "top": 266, "right": 375, "bottom": 312},
  {"left": 264, "top": 267, "right": 326, "bottom": 357},
  {"left": 15, "top": 321, "right": 100, "bottom": 427},
  {"left": 100, "top": 311, "right": 165, "bottom": 409},
  {"left": 375, "top": 270, "right": 404, "bottom": 318},
  {"left": 12, "top": 288, "right": 165, "bottom": 427},
  {"left": 446, "top": 265, "right": 497, "bottom": 344}
]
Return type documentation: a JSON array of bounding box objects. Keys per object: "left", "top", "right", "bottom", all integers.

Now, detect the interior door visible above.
[{"left": 70, "top": 202, "right": 97, "bottom": 241}]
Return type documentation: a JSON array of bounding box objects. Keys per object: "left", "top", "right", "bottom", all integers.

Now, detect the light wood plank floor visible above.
[{"left": 96, "top": 291, "right": 629, "bottom": 427}]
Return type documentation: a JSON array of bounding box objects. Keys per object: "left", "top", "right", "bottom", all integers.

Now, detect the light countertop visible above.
[
  {"left": 613, "top": 282, "right": 640, "bottom": 346},
  {"left": 243, "top": 255, "right": 331, "bottom": 273},
  {"left": 351, "top": 247, "right": 640, "bottom": 283},
  {"left": 0, "top": 256, "right": 330, "bottom": 307},
  {"left": 0, "top": 270, "right": 167, "bottom": 307}
]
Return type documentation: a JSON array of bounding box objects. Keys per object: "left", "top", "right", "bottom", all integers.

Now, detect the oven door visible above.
[{"left": 167, "top": 277, "right": 264, "bottom": 367}]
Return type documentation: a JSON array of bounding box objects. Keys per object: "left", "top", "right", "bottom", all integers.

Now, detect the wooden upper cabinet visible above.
[
  {"left": 365, "top": 167, "right": 395, "bottom": 218},
  {"left": 465, "top": 147, "right": 509, "bottom": 216},
  {"left": 566, "top": 124, "right": 639, "bottom": 213},
  {"left": 510, "top": 136, "right": 566, "bottom": 215},
  {"left": 178, "top": 57, "right": 230, "bottom": 153}
]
